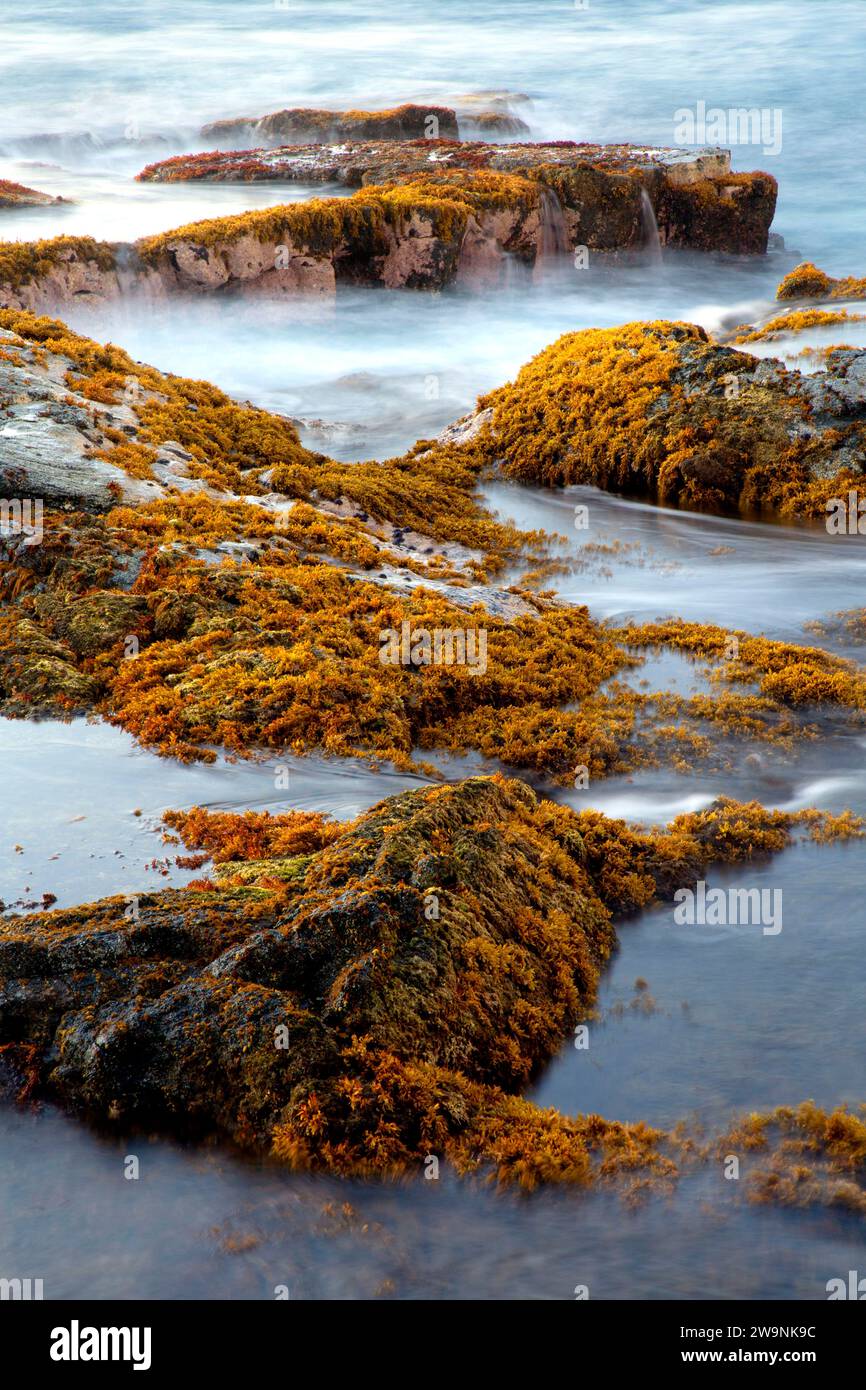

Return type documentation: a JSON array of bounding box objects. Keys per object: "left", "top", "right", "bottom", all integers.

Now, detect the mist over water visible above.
[
  {"left": 61, "top": 251, "right": 785, "bottom": 463},
  {"left": 2, "top": 0, "right": 865, "bottom": 265}
]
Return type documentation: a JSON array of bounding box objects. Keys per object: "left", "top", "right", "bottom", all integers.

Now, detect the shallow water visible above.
[
  {"left": 0, "top": 167, "right": 342, "bottom": 244},
  {"left": 485, "top": 480, "right": 866, "bottom": 650},
  {"left": 0, "top": 717, "right": 432, "bottom": 913},
  {"left": 2, "top": 1104, "right": 864, "bottom": 1300},
  {"left": 2, "top": 0, "right": 866, "bottom": 1302},
  {"left": 59, "top": 254, "right": 787, "bottom": 463}
]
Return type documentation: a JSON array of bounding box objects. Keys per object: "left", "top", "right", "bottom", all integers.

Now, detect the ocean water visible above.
[
  {"left": 0, "top": 0, "right": 864, "bottom": 270},
  {"left": 1, "top": 0, "right": 865, "bottom": 1300}
]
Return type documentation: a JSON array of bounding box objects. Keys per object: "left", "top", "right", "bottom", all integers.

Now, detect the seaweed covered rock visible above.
[
  {"left": 3, "top": 312, "right": 864, "bottom": 764},
  {"left": 2, "top": 145, "right": 776, "bottom": 311},
  {"left": 137, "top": 170, "right": 548, "bottom": 296},
  {"left": 459, "top": 320, "right": 866, "bottom": 517},
  {"left": 198, "top": 100, "right": 531, "bottom": 146},
  {"left": 777, "top": 261, "right": 866, "bottom": 302},
  {"left": 0, "top": 235, "right": 147, "bottom": 313},
  {"left": 0, "top": 178, "right": 65, "bottom": 208},
  {"left": 201, "top": 102, "right": 461, "bottom": 147},
  {"left": 0, "top": 778, "right": 610, "bottom": 1150},
  {"left": 138, "top": 140, "right": 776, "bottom": 263},
  {"left": 0, "top": 777, "right": 826, "bottom": 1183}
]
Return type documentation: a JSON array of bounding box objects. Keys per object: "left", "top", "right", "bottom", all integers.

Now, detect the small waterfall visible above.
[
  {"left": 502, "top": 250, "right": 530, "bottom": 291},
  {"left": 639, "top": 188, "right": 663, "bottom": 266},
  {"left": 534, "top": 185, "right": 569, "bottom": 277}
]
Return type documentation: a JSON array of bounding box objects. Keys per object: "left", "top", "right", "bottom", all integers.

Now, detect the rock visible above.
[
  {"left": 0, "top": 237, "right": 156, "bottom": 314},
  {"left": 0, "top": 328, "right": 167, "bottom": 508},
  {"left": 777, "top": 261, "right": 866, "bottom": 302},
  {"left": 201, "top": 103, "right": 461, "bottom": 147},
  {"left": 457, "top": 110, "right": 531, "bottom": 139},
  {"left": 140, "top": 136, "right": 732, "bottom": 195},
  {"left": 0, "top": 779, "right": 819, "bottom": 1183},
  {"left": 1, "top": 146, "right": 775, "bottom": 313},
  {"left": 458, "top": 320, "right": 866, "bottom": 516},
  {"left": 0, "top": 778, "right": 610, "bottom": 1142},
  {"left": 436, "top": 405, "right": 494, "bottom": 447},
  {"left": 0, "top": 178, "right": 65, "bottom": 208},
  {"left": 198, "top": 100, "right": 532, "bottom": 146},
  {"left": 4, "top": 310, "right": 860, "bottom": 789}
]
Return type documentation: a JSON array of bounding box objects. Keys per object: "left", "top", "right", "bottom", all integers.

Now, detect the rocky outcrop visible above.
[
  {"left": 137, "top": 140, "right": 776, "bottom": 263},
  {"left": 777, "top": 261, "right": 866, "bottom": 302},
  {"left": 0, "top": 776, "right": 818, "bottom": 1182},
  {"left": 141, "top": 138, "right": 733, "bottom": 190},
  {"left": 0, "top": 178, "right": 65, "bottom": 208},
  {"left": 201, "top": 102, "right": 461, "bottom": 147},
  {"left": 198, "top": 101, "right": 530, "bottom": 147},
  {"left": 0, "top": 328, "right": 174, "bottom": 509},
  {"left": 0, "top": 236, "right": 156, "bottom": 313},
  {"left": 0, "top": 148, "right": 776, "bottom": 312},
  {"left": 451, "top": 320, "right": 866, "bottom": 517},
  {"left": 4, "top": 311, "right": 864, "bottom": 772}
]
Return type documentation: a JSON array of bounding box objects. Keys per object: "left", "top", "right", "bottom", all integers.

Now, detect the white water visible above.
[{"left": 639, "top": 187, "right": 663, "bottom": 265}]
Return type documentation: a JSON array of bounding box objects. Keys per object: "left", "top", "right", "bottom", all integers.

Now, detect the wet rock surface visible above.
[
  {"left": 0, "top": 329, "right": 168, "bottom": 508},
  {"left": 0, "top": 775, "right": 823, "bottom": 1183},
  {"left": 456, "top": 320, "right": 866, "bottom": 516},
  {"left": 0, "top": 144, "right": 776, "bottom": 313}
]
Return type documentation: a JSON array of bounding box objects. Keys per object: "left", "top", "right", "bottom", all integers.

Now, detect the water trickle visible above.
[
  {"left": 639, "top": 188, "right": 663, "bottom": 265},
  {"left": 535, "top": 185, "right": 569, "bottom": 272}
]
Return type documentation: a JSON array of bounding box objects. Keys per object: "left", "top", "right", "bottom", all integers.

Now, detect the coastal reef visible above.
[{"left": 2, "top": 311, "right": 864, "bottom": 776}]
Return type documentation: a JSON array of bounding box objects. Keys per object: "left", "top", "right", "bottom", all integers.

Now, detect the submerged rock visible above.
[
  {"left": 199, "top": 101, "right": 531, "bottom": 146},
  {"left": 200, "top": 102, "right": 462, "bottom": 146}
]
